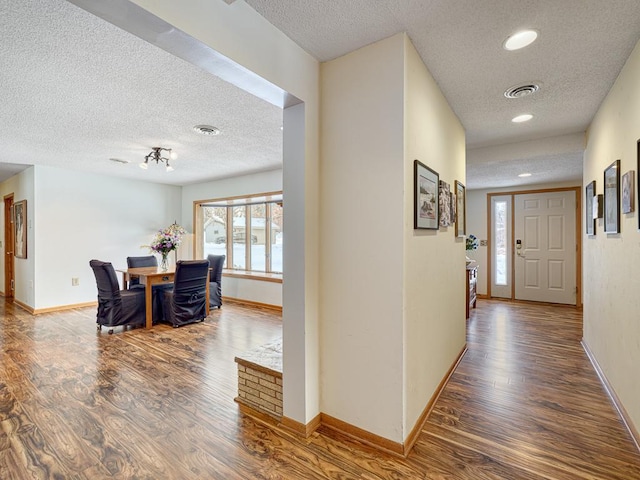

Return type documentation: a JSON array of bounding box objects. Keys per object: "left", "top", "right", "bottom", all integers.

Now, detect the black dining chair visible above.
[
  {"left": 207, "top": 254, "right": 225, "bottom": 309},
  {"left": 126, "top": 255, "right": 168, "bottom": 324},
  {"left": 161, "top": 260, "right": 210, "bottom": 327},
  {"left": 90, "top": 259, "right": 146, "bottom": 334},
  {"left": 126, "top": 255, "right": 157, "bottom": 289}
]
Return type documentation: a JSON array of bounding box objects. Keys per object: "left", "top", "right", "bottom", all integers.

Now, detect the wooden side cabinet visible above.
[{"left": 466, "top": 265, "right": 477, "bottom": 319}]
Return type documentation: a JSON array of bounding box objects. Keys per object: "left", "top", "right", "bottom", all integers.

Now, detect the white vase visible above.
[{"left": 466, "top": 251, "right": 477, "bottom": 266}]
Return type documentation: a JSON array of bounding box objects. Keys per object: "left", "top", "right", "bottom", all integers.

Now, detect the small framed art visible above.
[
  {"left": 604, "top": 159, "right": 620, "bottom": 234},
  {"left": 594, "top": 194, "right": 603, "bottom": 219},
  {"left": 585, "top": 181, "right": 595, "bottom": 236},
  {"left": 439, "top": 180, "right": 451, "bottom": 228},
  {"left": 454, "top": 180, "right": 466, "bottom": 237},
  {"left": 622, "top": 170, "right": 635, "bottom": 214},
  {"left": 14, "top": 200, "right": 27, "bottom": 259},
  {"left": 450, "top": 192, "right": 456, "bottom": 224},
  {"left": 638, "top": 140, "right": 640, "bottom": 229},
  {"left": 414, "top": 160, "right": 439, "bottom": 230}
]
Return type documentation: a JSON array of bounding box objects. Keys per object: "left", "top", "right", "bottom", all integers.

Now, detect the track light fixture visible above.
[{"left": 140, "top": 147, "right": 176, "bottom": 172}]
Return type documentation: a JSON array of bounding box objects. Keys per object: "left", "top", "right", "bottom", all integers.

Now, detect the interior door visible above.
[
  {"left": 4, "top": 194, "right": 15, "bottom": 299},
  {"left": 514, "top": 191, "right": 576, "bottom": 304}
]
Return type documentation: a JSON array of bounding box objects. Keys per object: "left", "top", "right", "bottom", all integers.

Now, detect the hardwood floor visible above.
[{"left": 0, "top": 298, "right": 639, "bottom": 479}]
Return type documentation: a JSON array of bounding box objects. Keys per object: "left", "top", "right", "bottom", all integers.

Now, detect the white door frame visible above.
[{"left": 486, "top": 187, "right": 582, "bottom": 307}]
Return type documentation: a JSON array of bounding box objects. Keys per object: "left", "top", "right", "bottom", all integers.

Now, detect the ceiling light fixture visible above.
[
  {"left": 140, "top": 147, "right": 177, "bottom": 172},
  {"left": 518, "top": 173, "right": 532, "bottom": 178},
  {"left": 512, "top": 114, "right": 533, "bottom": 123},
  {"left": 503, "top": 29, "right": 538, "bottom": 51}
]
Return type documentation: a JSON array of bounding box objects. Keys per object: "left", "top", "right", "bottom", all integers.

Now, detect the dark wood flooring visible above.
[{"left": 0, "top": 298, "right": 639, "bottom": 479}]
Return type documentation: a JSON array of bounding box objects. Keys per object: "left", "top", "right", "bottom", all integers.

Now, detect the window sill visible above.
[{"left": 222, "top": 270, "right": 283, "bottom": 284}]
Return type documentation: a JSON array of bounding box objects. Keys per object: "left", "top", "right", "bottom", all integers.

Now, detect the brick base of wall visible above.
[{"left": 235, "top": 340, "right": 282, "bottom": 420}]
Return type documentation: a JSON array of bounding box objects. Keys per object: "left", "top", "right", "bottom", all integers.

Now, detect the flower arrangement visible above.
[
  {"left": 144, "top": 222, "right": 187, "bottom": 270},
  {"left": 466, "top": 234, "right": 479, "bottom": 251},
  {"left": 148, "top": 223, "right": 186, "bottom": 255}
]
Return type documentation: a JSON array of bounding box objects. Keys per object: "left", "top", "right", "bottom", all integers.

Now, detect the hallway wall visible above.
[{"left": 583, "top": 38, "right": 640, "bottom": 435}]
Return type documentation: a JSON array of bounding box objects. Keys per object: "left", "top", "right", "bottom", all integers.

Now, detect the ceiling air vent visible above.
[
  {"left": 193, "top": 125, "right": 221, "bottom": 136},
  {"left": 504, "top": 83, "right": 540, "bottom": 99}
]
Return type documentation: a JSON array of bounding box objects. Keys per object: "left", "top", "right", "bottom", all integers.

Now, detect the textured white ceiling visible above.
[
  {"left": 0, "top": 0, "right": 283, "bottom": 186},
  {"left": 246, "top": 0, "right": 640, "bottom": 188},
  {"left": 466, "top": 133, "right": 585, "bottom": 189},
  {"left": 2, "top": 0, "right": 640, "bottom": 189}
]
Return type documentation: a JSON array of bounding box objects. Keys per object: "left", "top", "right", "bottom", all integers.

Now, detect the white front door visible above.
[{"left": 514, "top": 191, "right": 576, "bottom": 304}]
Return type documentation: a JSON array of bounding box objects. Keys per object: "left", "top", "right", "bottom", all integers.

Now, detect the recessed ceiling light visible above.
[
  {"left": 512, "top": 114, "right": 533, "bottom": 123},
  {"left": 518, "top": 173, "right": 532, "bottom": 178},
  {"left": 109, "top": 158, "right": 130, "bottom": 164},
  {"left": 503, "top": 29, "right": 538, "bottom": 51},
  {"left": 193, "top": 125, "right": 221, "bottom": 136}
]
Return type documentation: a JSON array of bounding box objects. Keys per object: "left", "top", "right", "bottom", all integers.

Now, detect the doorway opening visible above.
[
  {"left": 487, "top": 187, "right": 581, "bottom": 306},
  {"left": 3, "top": 193, "right": 15, "bottom": 300}
]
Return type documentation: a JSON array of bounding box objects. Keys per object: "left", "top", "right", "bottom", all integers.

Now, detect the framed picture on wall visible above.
[
  {"left": 585, "top": 180, "right": 596, "bottom": 235},
  {"left": 594, "top": 194, "right": 604, "bottom": 219},
  {"left": 414, "top": 160, "right": 439, "bottom": 230},
  {"left": 622, "top": 170, "right": 635, "bottom": 214},
  {"left": 637, "top": 140, "right": 640, "bottom": 228},
  {"left": 604, "top": 159, "right": 620, "bottom": 234},
  {"left": 439, "top": 180, "right": 451, "bottom": 228},
  {"left": 454, "top": 180, "right": 466, "bottom": 237},
  {"left": 450, "top": 192, "right": 456, "bottom": 224},
  {"left": 14, "top": 200, "right": 27, "bottom": 259}
]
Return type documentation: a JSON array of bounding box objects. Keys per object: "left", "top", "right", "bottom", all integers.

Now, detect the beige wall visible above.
[
  {"left": 583, "top": 39, "right": 640, "bottom": 433},
  {"left": 320, "top": 33, "right": 466, "bottom": 443},
  {"left": 403, "top": 35, "right": 467, "bottom": 437},
  {"left": 321, "top": 33, "right": 406, "bottom": 441}
]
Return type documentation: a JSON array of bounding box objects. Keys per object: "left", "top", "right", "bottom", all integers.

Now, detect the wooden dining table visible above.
[{"left": 118, "top": 266, "right": 210, "bottom": 329}]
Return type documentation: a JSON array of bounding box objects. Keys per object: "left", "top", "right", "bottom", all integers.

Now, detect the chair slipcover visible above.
[
  {"left": 126, "top": 255, "right": 168, "bottom": 323},
  {"left": 126, "top": 255, "right": 157, "bottom": 288},
  {"left": 207, "top": 254, "right": 225, "bottom": 309},
  {"left": 90, "top": 259, "right": 145, "bottom": 332},
  {"left": 162, "top": 260, "right": 210, "bottom": 327}
]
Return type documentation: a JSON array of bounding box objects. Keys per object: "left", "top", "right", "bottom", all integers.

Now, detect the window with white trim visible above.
[{"left": 195, "top": 193, "right": 283, "bottom": 274}]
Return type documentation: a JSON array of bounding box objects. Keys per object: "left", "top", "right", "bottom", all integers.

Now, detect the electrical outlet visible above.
[
  {"left": 480, "top": 240, "right": 488, "bottom": 247},
  {"left": 72, "top": 277, "right": 79, "bottom": 286}
]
